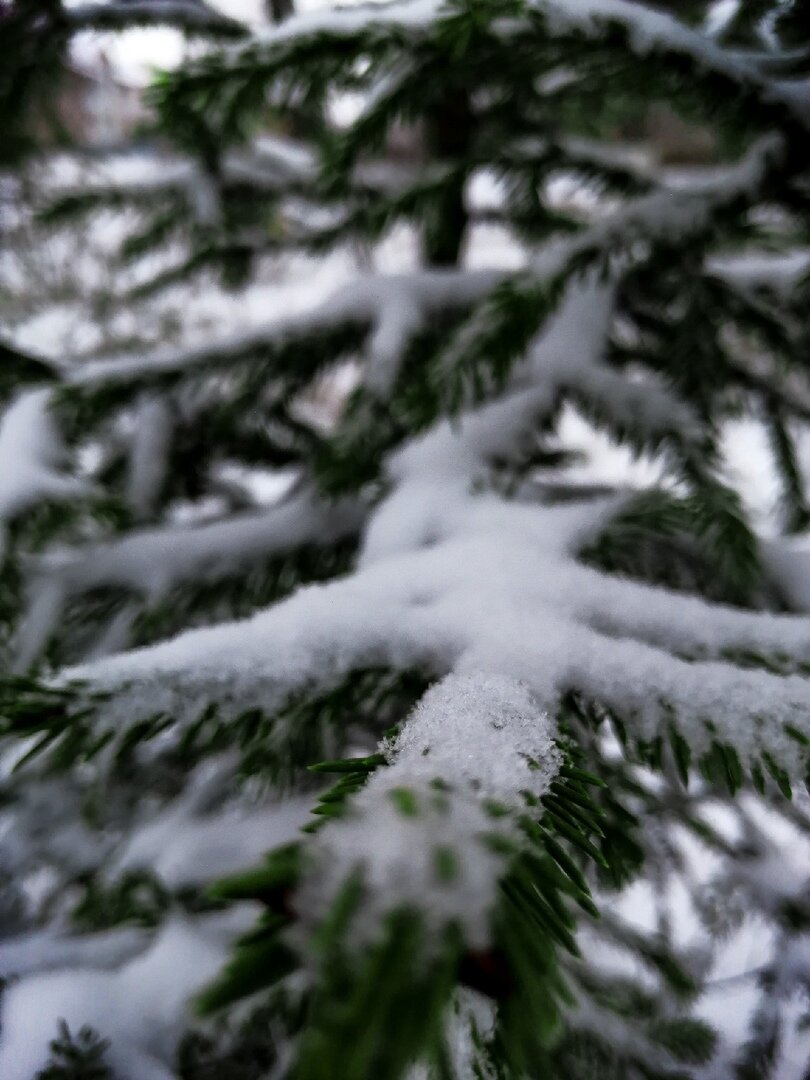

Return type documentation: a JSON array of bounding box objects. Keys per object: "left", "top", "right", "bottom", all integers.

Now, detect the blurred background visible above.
[{"left": 3, "top": 0, "right": 799, "bottom": 530}]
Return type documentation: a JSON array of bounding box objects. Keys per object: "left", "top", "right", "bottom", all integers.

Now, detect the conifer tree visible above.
[{"left": 2, "top": 0, "right": 810, "bottom": 1077}]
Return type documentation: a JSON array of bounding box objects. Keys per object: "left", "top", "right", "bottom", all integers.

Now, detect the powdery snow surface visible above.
[
  {"left": 299, "top": 674, "right": 559, "bottom": 949},
  {"left": 385, "top": 672, "right": 559, "bottom": 807}
]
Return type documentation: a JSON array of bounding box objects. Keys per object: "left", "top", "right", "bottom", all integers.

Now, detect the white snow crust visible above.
[{"left": 298, "top": 673, "right": 559, "bottom": 948}]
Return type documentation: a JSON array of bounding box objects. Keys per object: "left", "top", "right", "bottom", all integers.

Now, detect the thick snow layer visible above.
[
  {"left": 10, "top": 487, "right": 365, "bottom": 667},
  {"left": 0, "top": 389, "right": 90, "bottom": 523},
  {"left": 298, "top": 673, "right": 559, "bottom": 949},
  {"left": 385, "top": 672, "right": 559, "bottom": 807},
  {"left": 17, "top": 487, "right": 364, "bottom": 614},
  {"left": 74, "top": 483, "right": 810, "bottom": 765}
]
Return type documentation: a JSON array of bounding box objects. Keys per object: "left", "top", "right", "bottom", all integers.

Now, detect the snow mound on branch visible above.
[
  {"left": 298, "top": 673, "right": 558, "bottom": 948},
  {"left": 387, "top": 672, "right": 560, "bottom": 807}
]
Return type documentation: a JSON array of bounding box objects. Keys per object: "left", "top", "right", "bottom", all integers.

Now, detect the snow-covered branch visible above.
[
  {"left": 0, "top": 390, "right": 93, "bottom": 560},
  {"left": 69, "top": 267, "right": 502, "bottom": 389},
  {"left": 200, "top": 0, "right": 809, "bottom": 129},
  {"left": 65, "top": 0, "right": 246, "bottom": 36},
  {"left": 12, "top": 488, "right": 366, "bottom": 669},
  {"left": 27, "top": 487, "right": 364, "bottom": 599},
  {"left": 61, "top": 279, "right": 810, "bottom": 780},
  {"left": 300, "top": 673, "right": 560, "bottom": 948}
]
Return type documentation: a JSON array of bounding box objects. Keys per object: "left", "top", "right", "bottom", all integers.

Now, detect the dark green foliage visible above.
[
  {"left": 0, "top": 338, "right": 58, "bottom": 396},
  {"left": 71, "top": 869, "right": 174, "bottom": 931},
  {"left": 763, "top": 402, "right": 810, "bottom": 533},
  {"left": 291, "top": 910, "right": 461, "bottom": 1080},
  {"left": 178, "top": 994, "right": 304, "bottom": 1080},
  {"left": 69, "top": 869, "right": 225, "bottom": 932},
  {"left": 0, "top": 666, "right": 430, "bottom": 796},
  {"left": 0, "top": 0, "right": 71, "bottom": 166},
  {"left": 35, "top": 1022, "right": 115, "bottom": 1080},
  {"left": 304, "top": 750, "right": 388, "bottom": 830},
  {"left": 579, "top": 488, "right": 765, "bottom": 606},
  {"left": 193, "top": 726, "right": 618, "bottom": 1077}
]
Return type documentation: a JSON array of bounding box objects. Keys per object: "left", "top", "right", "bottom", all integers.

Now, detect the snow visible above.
[
  {"left": 3, "top": 0, "right": 810, "bottom": 1072},
  {"left": 40, "top": 132, "right": 774, "bottom": 410},
  {"left": 59, "top": 276, "right": 810, "bottom": 782},
  {"left": 0, "top": 926, "right": 149, "bottom": 981},
  {"left": 70, "top": 266, "right": 501, "bottom": 387},
  {"left": 534, "top": 1, "right": 807, "bottom": 126},
  {"left": 0, "top": 915, "right": 249, "bottom": 1080},
  {"left": 0, "top": 389, "right": 93, "bottom": 560},
  {"left": 11, "top": 487, "right": 365, "bottom": 666},
  {"left": 125, "top": 394, "right": 174, "bottom": 520},
  {"left": 762, "top": 537, "right": 810, "bottom": 611},
  {"left": 23, "top": 488, "right": 364, "bottom": 597},
  {"left": 383, "top": 672, "right": 559, "bottom": 807},
  {"left": 0, "top": 776, "right": 310, "bottom": 1078},
  {"left": 298, "top": 673, "right": 559, "bottom": 949},
  {"left": 114, "top": 789, "right": 312, "bottom": 888},
  {"left": 197, "top": 0, "right": 810, "bottom": 133},
  {"left": 252, "top": 0, "right": 438, "bottom": 42},
  {"left": 708, "top": 249, "right": 810, "bottom": 295},
  {"left": 1, "top": 283, "right": 802, "bottom": 1080}
]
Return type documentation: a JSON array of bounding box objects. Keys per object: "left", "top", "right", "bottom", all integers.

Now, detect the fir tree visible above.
[{"left": 2, "top": 1, "right": 810, "bottom": 1078}]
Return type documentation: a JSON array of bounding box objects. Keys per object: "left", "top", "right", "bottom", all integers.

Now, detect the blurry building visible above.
[{"left": 39, "top": 52, "right": 148, "bottom": 149}]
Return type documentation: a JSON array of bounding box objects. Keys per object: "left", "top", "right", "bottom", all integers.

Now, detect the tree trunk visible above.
[
  {"left": 422, "top": 89, "right": 473, "bottom": 267},
  {"left": 266, "top": 0, "right": 294, "bottom": 23}
]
